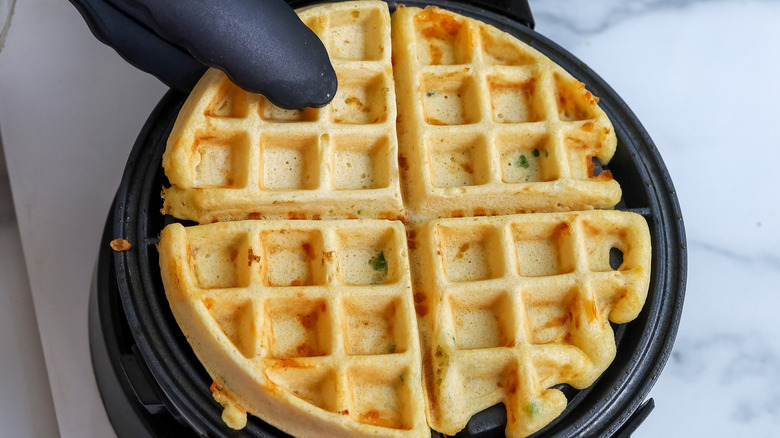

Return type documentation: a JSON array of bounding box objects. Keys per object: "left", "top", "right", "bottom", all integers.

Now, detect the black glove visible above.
[{"left": 69, "top": 0, "right": 337, "bottom": 109}]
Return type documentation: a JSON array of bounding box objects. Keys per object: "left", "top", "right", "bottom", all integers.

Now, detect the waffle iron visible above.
[{"left": 88, "top": 1, "right": 687, "bottom": 436}]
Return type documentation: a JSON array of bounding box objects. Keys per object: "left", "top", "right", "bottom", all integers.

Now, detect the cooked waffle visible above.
[
  {"left": 162, "top": 1, "right": 403, "bottom": 223},
  {"left": 158, "top": 2, "right": 651, "bottom": 437},
  {"left": 162, "top": 4, "right": 620, "bottom": 224},
  {"left": 411, "top": 210, "right": 650, "bottom": 436},
  {"left": 159, "top": 219, "right": 429, "bottom": 437},
  {"left": 392, "top": 6, "right": 619, "bottom": 221}
]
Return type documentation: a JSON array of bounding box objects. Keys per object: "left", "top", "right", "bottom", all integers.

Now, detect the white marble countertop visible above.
[{"left": 0, "top": 0, "right": 778, "bottom": 437}]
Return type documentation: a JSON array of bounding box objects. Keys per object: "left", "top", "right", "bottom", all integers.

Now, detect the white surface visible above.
[
  {"left": 0, "top": 0, "right": 778, "bottom": 437},
  {"left": 0, "top": 135, "right": 59, "bottom": 436},
  {"left": 0, "top": 0, "right": 165, "bottom": 436}
]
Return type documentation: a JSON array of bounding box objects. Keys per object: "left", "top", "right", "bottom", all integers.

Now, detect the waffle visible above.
[
  {"left": 411, "top": 210, "right": 650, "bottom": 436},
  {"left": 159, "top": 219, "right": 429, "bottom": 437},
  {"left": 392, "top": 6, "right": 619, "bottom": 221},
  {"left": 158, "top": 2, "right": 652, "bottom": 437},
  {"left": 162, "top": 4, "right": 619, "bottom": 224},
  {"left": 162, "top": 1, "right": 403, "bottom": 223}
]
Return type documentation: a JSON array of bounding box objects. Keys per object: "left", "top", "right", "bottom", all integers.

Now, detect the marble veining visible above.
[
  {"left": 668, "top": 331, "right": 780, "bottom": 423},
  {"left": 531, "top": 0, "right": 755, "bottom": 35},
  {"left": 691, "top": 239, "right": 780, "bottom": 273},
  {"left": 637, "top": 242, "right": 780, "bottom": 436},
  {"left": 526, "top": 3, "right": 780, "bottom": 435}
]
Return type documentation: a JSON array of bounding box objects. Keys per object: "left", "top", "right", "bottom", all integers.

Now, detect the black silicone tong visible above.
[{"left": 69, "top": 0, "right": 338, "bottom": 109}]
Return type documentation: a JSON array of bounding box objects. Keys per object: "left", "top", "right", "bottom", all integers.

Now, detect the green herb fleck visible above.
[
  {"left": 527, "top": 401, "right": 542, "bottom": 417},
  {"left": 370, "top": 251, "right": 388, "bottom": 272},
  {"left": 515, "top": 154, "right": 529, "bottom": 169},
  {"left": 356, "top": 210, "right": 362, "bottom": 215},
  {"left": 426, "top": 90, "right": 436, "bottom": 97},
  {"left": 532, "top": 148, "right": 540, "bottom": 157},
  {"left": 388, "top": 344, "right": 397, "bottom": 354},
  {"left": 399, "top": 373, "right": 405, "bottom": 382},
  {"left": 545, "top": 150, "right": 549, "bottom": 158}
]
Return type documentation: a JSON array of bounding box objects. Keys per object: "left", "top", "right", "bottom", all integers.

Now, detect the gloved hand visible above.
[{"left": 69, "top": 0, "right": 337, "bottom": 109}]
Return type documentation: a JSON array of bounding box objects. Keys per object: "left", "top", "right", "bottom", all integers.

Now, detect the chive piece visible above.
[
  {"left": 388, "top": 344, "right": 397, "bottom": 354},
  {"left": 516, "top": 154, "right": 529, "bottom": 169},
  {"left": 399, "top": 373, "right": 405, "bottom": 382},
  {"left": 370, "top": 251, "right": 388, "bottom": 272},
  {"left": 527, "top": 401, "right": 542, "bottom": 417},
  {"left": 426, "top": 90, "right": 436, "bottom": 97},
  {"left": 532, "top": 148, "right": 540, "bottom": 157},
  {"left": 545, "top": 150, "right": 549, "bottom": 157}
]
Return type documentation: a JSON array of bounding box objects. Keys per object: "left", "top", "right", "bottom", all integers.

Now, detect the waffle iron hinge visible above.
[
  {"left": 614, "top": 398, "right": 655, "bottom": 438},
  {"left": 119, "top": 345, "right": 179, "bottom": 420}
]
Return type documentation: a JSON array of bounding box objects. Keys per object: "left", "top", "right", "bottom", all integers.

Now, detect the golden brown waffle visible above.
[
  {"left": 162, "top": 1, "right": 403, "bottom": 223},
  {"left": 392, "top": 6, "right": 620, "bottom": 221},
  {"left": 157, "top": 2, "right": 652, "bottom": 437},
  {"left": 159, "top": 219, "right": 429, "bottom": 437},
  {"left": 162, "top": 4, "right": 620, "bottom": 225},
  {"left": 411, "top": 211, "right": 650, "bottom": 436}
]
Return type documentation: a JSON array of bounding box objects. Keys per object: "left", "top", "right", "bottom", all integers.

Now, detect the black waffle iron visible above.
[{"left": 87, "top": 1, "right": 687, "bottom": 436}]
